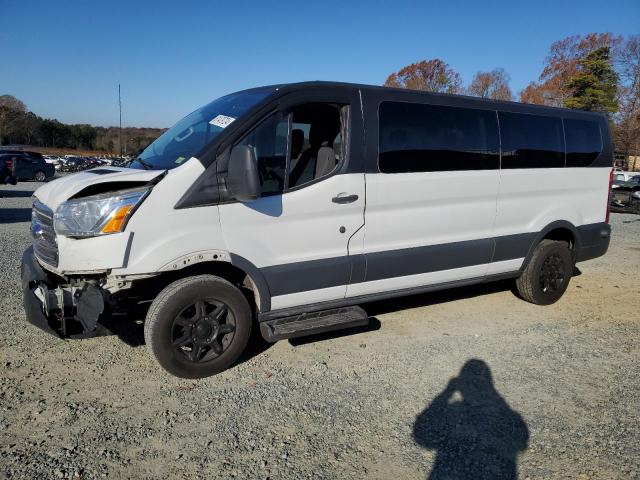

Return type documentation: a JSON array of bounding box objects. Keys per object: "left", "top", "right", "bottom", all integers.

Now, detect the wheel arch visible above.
[
  {"left": 520, "top": 220, "right": 581, "bottom": 272},
  {"left": 132, "top": 257, "right": 271, "bottom": 314}
]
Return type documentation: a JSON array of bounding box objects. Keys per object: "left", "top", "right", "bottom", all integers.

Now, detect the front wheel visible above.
[
  {"left": 33, "top": 170, "right": 46, "bottom": 182},
  {"left": 144, "top": 275, "right": 252, "bottom": 378},
  {"left": 515, "top": 239, "right": 573, "bottom": 305}
]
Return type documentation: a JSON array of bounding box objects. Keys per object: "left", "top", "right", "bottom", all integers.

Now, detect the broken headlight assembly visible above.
[{"left": 54, "top": 187, "right": 149, "bottom": 238}]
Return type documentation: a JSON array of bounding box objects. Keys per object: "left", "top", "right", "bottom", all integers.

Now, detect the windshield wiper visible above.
[{"left": 135, "top": 158, "right": 154, "bottom": 170}]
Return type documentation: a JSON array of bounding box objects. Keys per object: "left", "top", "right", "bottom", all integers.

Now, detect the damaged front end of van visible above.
[{"left": 21, "top": 168, "right": 165, "bottom": 338}]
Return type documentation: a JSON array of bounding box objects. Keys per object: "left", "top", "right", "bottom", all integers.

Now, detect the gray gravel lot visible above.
[{"left": 1, "top": 180, "right": 639, "bottom": 479}]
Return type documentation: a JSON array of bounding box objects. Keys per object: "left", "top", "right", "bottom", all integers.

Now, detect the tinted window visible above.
[
  {"left": 379, "top": 102, "right": 499, "bottom": 173},
  {"left": 564, "top": 118, "right": 602, "bottom": 167},
  {"left": 499, "top": 112, "right": 564, "bottom": 168}
]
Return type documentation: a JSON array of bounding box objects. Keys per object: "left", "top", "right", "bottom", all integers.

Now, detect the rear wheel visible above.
[
  {"left": 144, "top": 275, "right": 252, "bottom": 378},
  {"left": 33, "top": 170, "right": 46, "bottom": 182},
  {"left": 515, "top": 239, "right": 573, "bottom": 305}
]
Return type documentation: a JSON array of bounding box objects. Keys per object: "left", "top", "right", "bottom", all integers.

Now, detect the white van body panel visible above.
[
  {"left": 220, "top": 173, "right": 365, "bottom": 267},
  {"left": 493, "top": 167, "right": 608, "bottom": 239},
  {"left": 344, "top": 169, "right": 499, "bottom": 298},
  {"left": 358, "top": 170, "right": 500, "bottom": 253},
  {"left": 113, "top": 158, "right": 228, "bottom": 276}
]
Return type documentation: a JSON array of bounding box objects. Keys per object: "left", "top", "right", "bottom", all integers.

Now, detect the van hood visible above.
[{"left": 34, "top": 167, "right": 166, "bottom": 210}]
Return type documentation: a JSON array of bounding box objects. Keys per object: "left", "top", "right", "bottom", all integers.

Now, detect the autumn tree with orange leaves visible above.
[
  {"left": 520, "top": 33, "right": 621, "bottom": 107},
  {"left": 384, "top": 59, "right": 463, "bottom": 94},
  {"left": 520, "top": 32, "right": 639, "bottom": 159},
  {"left": 384, "top": 59, "right": 513, "bottom": 100}
]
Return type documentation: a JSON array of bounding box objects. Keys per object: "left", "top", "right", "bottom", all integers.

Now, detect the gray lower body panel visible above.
[{"left": 259, "top": 222, "right": 611, "bottom": 306}]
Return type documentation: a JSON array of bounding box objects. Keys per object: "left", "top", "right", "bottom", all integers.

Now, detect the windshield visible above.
[{"left": 129, "top": 89, "right": 273, "bottom": 170}]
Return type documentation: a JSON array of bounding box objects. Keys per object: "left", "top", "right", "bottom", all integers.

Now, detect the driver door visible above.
[{"left": 218, "top": 100, "right": 365, "bottom": 311}]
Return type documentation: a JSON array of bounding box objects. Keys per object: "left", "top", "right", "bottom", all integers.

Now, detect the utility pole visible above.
[{"left": 118, "top": 84, "right": 123, "bottom": 158}]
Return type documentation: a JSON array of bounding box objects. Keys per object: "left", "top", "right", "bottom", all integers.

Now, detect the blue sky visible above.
[{"left": 1, "top": 0, "right": 638, "bottom": 128}]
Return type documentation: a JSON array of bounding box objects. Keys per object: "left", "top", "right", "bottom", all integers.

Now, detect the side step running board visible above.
[{"left": 259, "top": 306, "right": 369, "bottom": 342}]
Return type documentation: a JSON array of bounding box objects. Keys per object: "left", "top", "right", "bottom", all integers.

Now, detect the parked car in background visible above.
[
  {"left": 625, "top": 175, "right": 640, "bottom": 185},
  {"left": 611, "top": 175, "right": 640, "bottom": 213},
  {"left": 59, "top": 157, "right": 86, "bottom": 172},
  {"left": 612, "top": 171, "right": 639, "bottom": 188},
  {"left": 43, "top": 155, "right": 65, "bottom": 169},
  {"left": 0, "top": 151, "right": 54, "bottom": 181}
]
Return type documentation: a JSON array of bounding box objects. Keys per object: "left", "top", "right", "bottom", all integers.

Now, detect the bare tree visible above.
[
  {"left": 0, "top": 95, "right": 27, "bottom": 144},
  {"left": 384, "top": 59, "right": 463, "bottom": 94},
  {"left": 0, "top": 95, "right": 26, "bottom": 113},
  {"left": 614, "top": 35, "right": 640, "bottom": 167},
  {"left": 468, "top": 68, "right": 513, "bottom": 101}
]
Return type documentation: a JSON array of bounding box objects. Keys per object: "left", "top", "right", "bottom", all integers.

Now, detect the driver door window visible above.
[
  {"left": 233, "top": 102, "right": 346, "bottom": 198},
  {"left": 288, "top": 103, "right": 344, "bottom": 188},
  {"left": 236, "top": 115, "right": 289, "bottom": 196}
]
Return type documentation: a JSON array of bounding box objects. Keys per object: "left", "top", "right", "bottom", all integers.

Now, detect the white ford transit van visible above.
[{"left": 22, "top": 82, "right": 612, "bottom": 378}]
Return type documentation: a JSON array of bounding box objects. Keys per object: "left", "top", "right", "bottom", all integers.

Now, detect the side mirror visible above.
[{"left": 227, "top": 145, "right": 260, "bottom": 202}]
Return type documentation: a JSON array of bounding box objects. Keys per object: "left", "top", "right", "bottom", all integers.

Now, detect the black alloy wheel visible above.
[
  {"left": 515, "top": 239, "right": 573, "bottom": 305},
  {"left": 171, "top": 299, "right": 236, "bottom": 363},
  {"left": 144, "top": 275, "right": 252, "bottom": 378},
  {"left": 538, "top": 253, "right": 566, "bottom": 294}
]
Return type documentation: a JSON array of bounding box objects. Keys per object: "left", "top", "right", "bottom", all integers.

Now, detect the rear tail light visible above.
[
  {"left": 606, "top": 168, "right": 613, "bottom": 223},
  {"left": 3, "top": 159, "right": 13, "bottom": 170}
]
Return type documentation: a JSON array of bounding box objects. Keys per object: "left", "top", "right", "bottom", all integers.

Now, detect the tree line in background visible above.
[
  {"left": 0, "top": 94, "right": 165, "bottom": 155},
  {"left": 385, "top": 33, "right": 639, "bottom": 158}
]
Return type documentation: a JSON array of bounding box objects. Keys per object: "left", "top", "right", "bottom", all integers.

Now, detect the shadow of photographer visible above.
[{"left": 413, "top": 359, "right": 529, "bottom": 479}]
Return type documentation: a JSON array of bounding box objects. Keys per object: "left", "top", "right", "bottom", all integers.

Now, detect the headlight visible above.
[
  {"left": 633, "top": 191, "right": 640, "bottom": 199},
  {"left": 54, "top": 187, "right": 149, "bottom": 237}
]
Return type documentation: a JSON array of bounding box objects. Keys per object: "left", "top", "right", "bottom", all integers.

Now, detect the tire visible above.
[
  {"left": 144, "top": 275, "right": 252, "bottom": 378},
  {"left": 515, "top": 239, "right": 573, "bottom": 305},
  {"left": 34, "top": 171, "right": 46, "bottom": 182}
]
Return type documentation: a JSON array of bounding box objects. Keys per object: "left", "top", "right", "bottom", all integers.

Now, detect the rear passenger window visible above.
[
  {"left": 564, "top": 118, "right": 602, "bottom": 167},
  {"left": 499, "top": 112, "right": 564, "bottom": 168},
  {"left": 378, "top": 102, "right": 499, "bottom": 173}
]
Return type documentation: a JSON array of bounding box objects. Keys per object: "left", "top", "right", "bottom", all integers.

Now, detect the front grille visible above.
[{"left": 31, "top": 201, "right": 59, "bottom": 268}]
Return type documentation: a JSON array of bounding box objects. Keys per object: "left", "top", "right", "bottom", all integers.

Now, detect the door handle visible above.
[{"left": 332, "top": 194, "right": 359, "bottom": 204}]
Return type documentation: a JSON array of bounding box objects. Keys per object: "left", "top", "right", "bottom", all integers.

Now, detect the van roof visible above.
[{"left": 253, "top": 80, "right": 608, "bottom": 119}]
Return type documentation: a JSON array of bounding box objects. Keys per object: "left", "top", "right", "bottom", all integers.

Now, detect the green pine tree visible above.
[{"left": 564, "top": 46, "right": 619, "bottom": 115}]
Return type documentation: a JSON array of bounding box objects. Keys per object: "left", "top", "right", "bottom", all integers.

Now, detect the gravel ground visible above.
[{"left": 1, "top": 180, "right": 639, "bottom": 480}]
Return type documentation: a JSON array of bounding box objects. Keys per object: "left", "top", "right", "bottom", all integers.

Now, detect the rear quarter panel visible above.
[{"left": 494, "top": 167, "right": 610, "bottom": 237}]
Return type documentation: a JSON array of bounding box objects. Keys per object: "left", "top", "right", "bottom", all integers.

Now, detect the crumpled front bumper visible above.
[
  {"left": 21, "top": 246, "right": 62, "bottom": 337},
  {"left": 21, "top": 246, "right": 110, "bottom": 339}
]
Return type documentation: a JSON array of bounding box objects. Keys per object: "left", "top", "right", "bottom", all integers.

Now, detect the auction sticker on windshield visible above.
[{"left": 209, "top": 115, "right": 236, "bottom": 129}]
